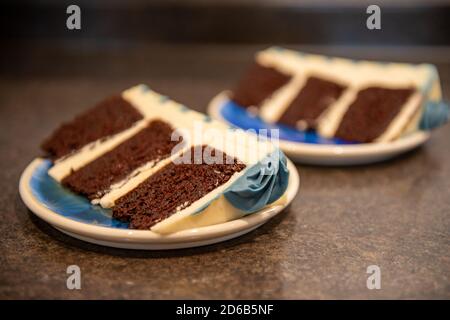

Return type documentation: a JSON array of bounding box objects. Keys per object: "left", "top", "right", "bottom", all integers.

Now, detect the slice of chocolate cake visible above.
[
  {"left": 42, "top": 85, "right": 290, "bottom": 232},
  {"left": 229, "top": 47, "right": 443, "bottom": 143}
]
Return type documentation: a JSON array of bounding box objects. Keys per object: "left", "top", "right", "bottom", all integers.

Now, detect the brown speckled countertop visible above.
[{"left": 0, "top": 44, "right": 449, "bottom": 299}]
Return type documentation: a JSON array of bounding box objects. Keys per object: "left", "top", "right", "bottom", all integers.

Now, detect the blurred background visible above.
[
  {"left": 2, "top": 0, "right": 450, "bottom": 45},
  {"left": 1, "top": 0, "right": 449, "bottom": 109}
]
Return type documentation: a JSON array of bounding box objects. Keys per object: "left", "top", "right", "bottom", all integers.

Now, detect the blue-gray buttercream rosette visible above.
[
  {"left": 420, "top": 100, "right": 449, "bottom": 130},
  {"left": 224, "top": 149, "right": 289, "bottom": 214}
]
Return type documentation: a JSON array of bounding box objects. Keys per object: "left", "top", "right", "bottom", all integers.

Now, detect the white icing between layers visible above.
[
  {"left": 256, "top": 53, "right": 304, "bottom": 123},
  {"left": 317, "top": 88, "right": 358, "bottom": 138},
  {"left": 48, "top": 119, "right": 149, "bottom": 182},
  {"left": 98, "top": 151, "right": 183, "bottom": 208},
  {"left": 48, "top": 85, "right": 159, "bottom": 182}
]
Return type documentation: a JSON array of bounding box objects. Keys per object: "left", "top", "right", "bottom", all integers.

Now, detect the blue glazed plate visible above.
[
  {"left": 19, "top": 158, "right": 300, "bottom": 250},
  {"left": 29, "top": 159, "right": 129, "bottom": 228},
  {"left": 208, "top": 91, "right": 431, "bottom": 165}
]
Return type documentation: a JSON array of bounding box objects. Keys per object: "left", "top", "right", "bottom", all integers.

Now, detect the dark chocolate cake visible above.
[
  {"left": 277, "top": 76, "right": 346, "bottom": 129},
  {"left": 41, "top": 95, "right": 143, "bottom": 160},
  {"left": 334, "top": 87, "right": 415, "bottom": 143},
  {"left": 112, "top": 145, "right": 246, "bottom": 229},
  {"left": 226, "top": 47, "right": 435, "bottom": 143},
  {"left": 61, "top": 120, "right": 181, "bottom": 200},
  {"left": 232, "top": 62, "right": 291, "bottom": 109}
]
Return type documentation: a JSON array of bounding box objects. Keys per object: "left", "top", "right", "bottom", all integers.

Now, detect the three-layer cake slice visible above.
[
  {"left": 41, "top": 85, "right": 289, "bottom": 232},
  {"left": 230, "top": 47, "right": 443, "bottom": 143}
]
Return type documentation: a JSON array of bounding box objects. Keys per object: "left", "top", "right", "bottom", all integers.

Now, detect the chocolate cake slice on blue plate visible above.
[
  {"left": 230, "top": 47, "right": 447, "bottom": 143},
  {"left": 41, "top": 85, "right": 289, "bottom": 232}
]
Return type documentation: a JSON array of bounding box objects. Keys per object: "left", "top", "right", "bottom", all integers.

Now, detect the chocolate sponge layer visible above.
[
  {"left": 112, "top": 145, "right": 246, "bottom": 230},
  {"left": 62, "top": 120, "right": 181, "bottom": 200},
  {"left": 278, "top": 76, "right": 346, "bottom": 129},
  {"left": 41, "top": 95, "right": 143, "bottom": 160},
  {"left": 335, "top": 87, "right": 414, "bottom": 143},
  {"left": 232, "top": 62, "right": 291, "bottom": 108}
]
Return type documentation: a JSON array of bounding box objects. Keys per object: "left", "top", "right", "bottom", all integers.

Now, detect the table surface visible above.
[{"left": 1, "top": 44, "right": 449, "bottom": 299}]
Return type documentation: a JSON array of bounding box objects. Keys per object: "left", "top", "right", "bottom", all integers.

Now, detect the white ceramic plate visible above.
[
  {"left": 19, "top": 158, "right": 300, "bottom": 250},
  {"left": 208, "top": 91, "right": 430, "bottom": 166}
]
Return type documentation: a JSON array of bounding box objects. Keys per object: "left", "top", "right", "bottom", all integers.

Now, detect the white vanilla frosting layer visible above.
[
  {"left": 48, "top": 120, "right": 149, "bottom": 182},
  {"left": 253, "top": 47, "right": 442, "bottom": 141},
  {"left": 152, "top": 192, "right": 288, "bottom": 234}
]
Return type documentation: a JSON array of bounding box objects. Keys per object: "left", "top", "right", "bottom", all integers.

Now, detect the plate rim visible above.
[
  {"left": 207, "top": 91, "right": 431, "bottom": 158},
  {"left": 19, "top": 157, "right": 299, "bottom": 245}
]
